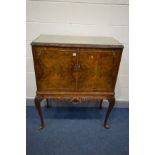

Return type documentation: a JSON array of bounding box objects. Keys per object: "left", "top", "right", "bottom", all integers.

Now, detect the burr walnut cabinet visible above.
[{"left": 31, "top": 35, "right": 123, "bottom": 129}]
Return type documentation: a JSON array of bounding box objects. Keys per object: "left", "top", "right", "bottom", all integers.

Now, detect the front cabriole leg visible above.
[
  {"left": 34, "top": 96, "right": 44, "bottom": 129},
  {"left": 104, "top": 97, "right": 115, "bottom": 129}
]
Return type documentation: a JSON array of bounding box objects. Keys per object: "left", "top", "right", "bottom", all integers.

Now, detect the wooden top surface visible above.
[{"left": 31, "top": 35, "right": 124, "bottom": 48}]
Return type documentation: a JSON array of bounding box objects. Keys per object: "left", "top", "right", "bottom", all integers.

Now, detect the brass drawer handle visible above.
[{"left": 71, "top": 98, "right": 79, "bottom": 104}]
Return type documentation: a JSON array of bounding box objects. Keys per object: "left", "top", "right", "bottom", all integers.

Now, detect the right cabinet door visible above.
[{"left": 78, "top": 48, "right": 121, "bottom": 92}]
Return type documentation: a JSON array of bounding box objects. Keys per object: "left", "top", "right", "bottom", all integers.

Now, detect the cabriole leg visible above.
[
  {"left": 46, "top": 99, "right": 50, "bottom": 108},
  {"left": 99, "top": 99, "right": 103, "bottom": 109},
  {"left": 104, "top": 97, "right": 115, "bottom": 129},
  {"left": 34, "top": 96, "right": 44, "bottom": 129}
]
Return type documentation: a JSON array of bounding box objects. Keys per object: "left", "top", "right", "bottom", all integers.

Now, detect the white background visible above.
[
  {"left": 0, "top": 0, "right": 155, "bottom": 155},
  {"left": 26, "top": 0, "right": 129, "bottom": 101}
]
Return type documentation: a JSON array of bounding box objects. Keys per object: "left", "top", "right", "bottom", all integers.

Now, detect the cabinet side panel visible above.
[{"left": 112, "top": 48, "right": 123, "bottom": 90}]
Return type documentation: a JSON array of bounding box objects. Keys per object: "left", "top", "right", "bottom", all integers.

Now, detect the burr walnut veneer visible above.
[{"left": 31, "top": 35, "right": 123, "bottom": 129}]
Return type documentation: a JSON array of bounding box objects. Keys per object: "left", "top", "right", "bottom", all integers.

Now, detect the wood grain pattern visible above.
[
  {"left": 32, "top": 37, "right": 123, "bottom": 129},
  {"left": 32, "top": 47, "right": 77, "bottom": 92},
  {"left": 78, "top": 48, "right": 114, "bottom": 91}
]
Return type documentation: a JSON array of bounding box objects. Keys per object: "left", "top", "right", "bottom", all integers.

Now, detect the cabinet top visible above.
[{"left": 31, "top": 35, "right": 124, "bottom": 48}]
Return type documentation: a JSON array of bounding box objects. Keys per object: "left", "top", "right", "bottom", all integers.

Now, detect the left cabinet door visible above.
[{"left": 32, "top": 46, "right": 77, "bottom": 92}]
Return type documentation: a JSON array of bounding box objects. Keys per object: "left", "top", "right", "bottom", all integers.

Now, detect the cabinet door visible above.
[
  {"left": 78, "top": 48, "right": 115, "bottom": 92},
  {"left": 32, "top": 47, "right": 77, "bottom": 92}
]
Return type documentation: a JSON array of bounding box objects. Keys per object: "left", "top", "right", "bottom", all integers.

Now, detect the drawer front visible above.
[
  {"left": 32, "top": 47, "right": 77, "bottom": 92},
  {"left": 77, "top": 48, "right": 121, "bottom": 92}
]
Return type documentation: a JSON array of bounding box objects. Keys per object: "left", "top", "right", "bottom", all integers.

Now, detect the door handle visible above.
[{"left": 74, "top": 64, "right": 80, "bottom": 71}]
